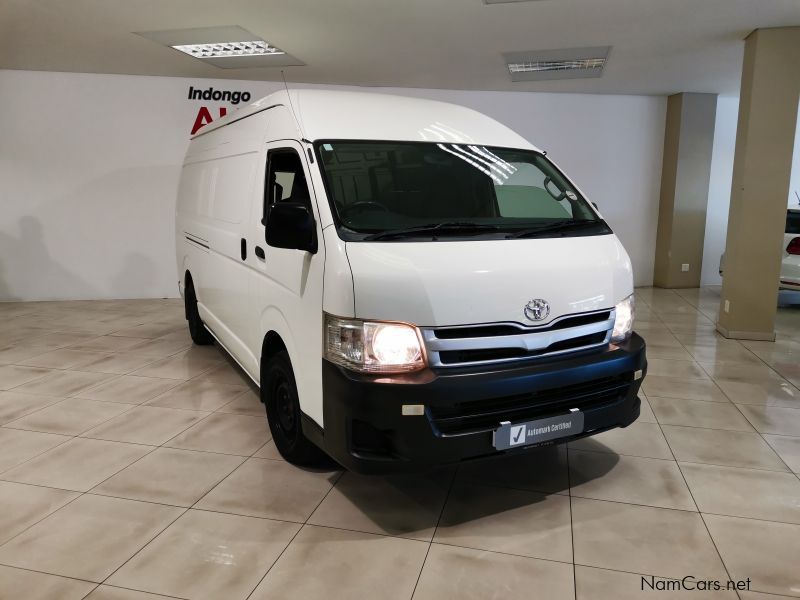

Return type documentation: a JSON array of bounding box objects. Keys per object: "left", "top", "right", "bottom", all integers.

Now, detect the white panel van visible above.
[{"left": 175, "top": 89, "right": 647, "bottom": 473}]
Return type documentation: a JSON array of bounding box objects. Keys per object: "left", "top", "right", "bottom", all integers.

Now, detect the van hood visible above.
[{"left": 344, "top": 234, "right": 633, "bottom": 327}]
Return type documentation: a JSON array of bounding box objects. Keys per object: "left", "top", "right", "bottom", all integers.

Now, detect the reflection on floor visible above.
[{"left": 0, "top": 286, "right": 798, "bottom": 599}]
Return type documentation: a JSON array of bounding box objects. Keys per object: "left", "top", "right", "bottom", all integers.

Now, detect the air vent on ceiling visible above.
[
  {"left": 503, "top": 46, "right": 610, "bottom": 81},
  {"left": 135, "top": 26, "right": 304, "bottom": 69}
]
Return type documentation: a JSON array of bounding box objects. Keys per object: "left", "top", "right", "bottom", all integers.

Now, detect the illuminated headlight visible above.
[
  {"left": 611, "top": 294, "right": 635, "bottom": 343},
  {"left": 324, "top": 314, "right": 425, "bottom": 373}
]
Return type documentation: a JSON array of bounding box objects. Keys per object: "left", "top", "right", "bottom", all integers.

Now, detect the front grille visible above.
[
  {"left": 429, "top": 374, "right": 631, "bottom": 435},
  {"left": 438, "top": 331, "right": 607, "bottom": 364},
  {"left": 422, "top": 308, "right": 615, "bottom": 368}
]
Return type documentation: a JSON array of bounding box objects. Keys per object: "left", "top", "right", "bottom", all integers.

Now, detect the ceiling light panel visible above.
[
  {"left": 503, "top": 46, "right": 611, "bottom": 81},
  {"left": 172, "top": 41, "right": 285, "bottom": 59}
]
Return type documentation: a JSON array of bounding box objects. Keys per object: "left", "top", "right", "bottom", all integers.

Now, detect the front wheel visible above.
[
  {"left": 262, "top": 351, "right": 326, "bottom": 466},
  {"left": 184, "top": 280, "right": 213, "bottom": 346}
]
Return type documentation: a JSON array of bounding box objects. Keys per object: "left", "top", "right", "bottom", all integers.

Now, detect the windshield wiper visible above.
[
  {"left": 364, "top": 222, "right": 500, "bottom": 241},
  {"left": 506, "top": 220, "right": 601, "bottom": 240}
]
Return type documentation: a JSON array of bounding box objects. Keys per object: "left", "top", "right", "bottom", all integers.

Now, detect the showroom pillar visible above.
[
  {"left": 653, "top": 93, "right": 717, "bottom": 288},
  {"left": 717, "top": 27, "right": 800, "bottom": 341}
]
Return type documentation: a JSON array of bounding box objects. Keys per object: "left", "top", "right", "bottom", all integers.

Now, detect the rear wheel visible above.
[
  {"left": 184, "top": 280, "right": 213, "bottom": 346},
  {"left": 262, "top": 350, "right": 325, "bottom": 465}
]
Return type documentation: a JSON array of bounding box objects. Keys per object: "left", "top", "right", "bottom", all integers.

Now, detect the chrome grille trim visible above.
[{"left": 422, "top": 309, "right": 615, "bottom": 368}]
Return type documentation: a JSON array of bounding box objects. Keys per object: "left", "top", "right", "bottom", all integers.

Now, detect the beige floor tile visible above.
[
  {"left": 642, "top": 375, "right": 728, "bottom": 402},
  {"left": 166, "top": 413, "right": 269, "bottom": 455},
  {"left": 131, "top": 351, "right": 220, "bottom": 380},
  {"left": 84, "top": 586, "right": 176, "bottom": 599},
  {"left": 77, "top": 352, "right": 160, "bottom": 375},
  {"left": 93, "top": 447, "right": 244, "bottom": 507},
  {"left": 110, "top": 323, "right": 183, "bottom": 339},
  {"left": 0, "top": 494, "right": 182, "bottom": 582},
  {"left": 1, "top": 437, "right": 151, "bottom": 491},
  {"left": 646, "top": 359, "right": 710, "bottom": 380},
  {"left": 571, "top": 497, "right": 728, "bottom": 579},
  {"left": 191, "top": 362, "right": 253, "bottom": 386},
  {"left": 455, "top": 445, "right": 569, "bottom": 493},
  {"left": 253, "top": 439, "right": 282, "bottom": 460},
  {"left": 649, "top": 397, "right": 755, "bottom": 431},
  {"left": 699, "top": 362, "right": 785, "bottom": 385},
  {"left": 69, "top": 335, "right": 146, "bottom": 353},
  {"left": 569, "top": 450, "right": 696, "bottom": 511},
  {"left": 681, "top": 462, "right": 800, "bottom": 524},
  {"left": 308, "top": 470, "right": 452, "bottom": 540},
  {"left": 5, "top": 397, "right": 133, "bottom": 435},
  {"left": 0, "top": 364, "right": 53, "bottom": 390},
  {"left": 415, "top": 544, "right": 575, "bottom": 600},
  {"left": 0, "top": 565, "right": 96, "bottom": 600},
  {"left": 147, "top": 379, "right": 247, "bottom": 411},
  {"left": 705, "top": 514, "right": 800, "bottom": 597},
  {"left": 20, "top": 331, "right": 96, "bottom": 349},
  {"left": 75, "top": 375, "right": 179, "bottom": 404},
  {"left": 248, "top": 525, "right": 428, "bottom": 600},
  {"left": 0, "top": 480, "right": 78, "bottom": 544},
  {"left": 434, "top": 482, "right": 573, "bottom": 562},
  {"left": 739, "top": 593, "right": 800, "bottom": 600},
  {"left": 0, "top": 390, "right": 61, "bottom": 425},
  {"left": 0, "top": 428, "right": 71, "bottom": 473},
  {"left": 738, "top": 405, "right": 800, "bottom": 436},
  {"left": 0, "top": 344, "right": 55, "bottom": 365},
  {"left": 638, "top": 395, "right": 657, "bottom": 423},
  {"left": 645, "top": 343, "right": 695, "bottom": 361},
  {"left": 575, "top": 565, "right": 738, "bottom": 599},
  {"left": 109, "top": 509, "right": 299, "bottom": 600},
  {"left": 764, "top": 435, "right": 800, "bottom": 473},
  {"left": 569, "top": 421, "right": 674, "bottom": 459},
  {"left": 216, "top": 388, "right": 265, "bottom": 416},
  {"left": 684, "top": 344, "right": 762, "bottom": 365},
  {"left": 715, "top": 379, "right": 800, "bottom": 408},
  {"left": 18, "top": 348, "right": 111, "bottom": 369},
  {"left": 122, "top": 337, "right": 191, "bottom": 359},
  {"left": 663, "top": 425, "right": 789, "bottom": 471},
  {"left": 83, "top": 405, "right": 207, "bottom": 445},
  {"left": 196, "top": 457, "right": 339, "bottom": 522},
  {"left": 12, "top": 369, "right": 116, "bottom": 397}
]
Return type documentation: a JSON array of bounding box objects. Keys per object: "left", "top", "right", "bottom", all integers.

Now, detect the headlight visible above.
[
  {"left": 324, "top": 314, "right": 425, "bottom": 373},
  {"left": 611, "top": 294, "right": 635, "bottom": 342}
]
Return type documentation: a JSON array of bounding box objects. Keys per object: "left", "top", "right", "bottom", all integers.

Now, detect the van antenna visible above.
[
  {"left": 282, "top": 70, "right": 310, "bottom": 144},
  {"left": 795, "top": 191, "right": 799, "bottom": 206}
]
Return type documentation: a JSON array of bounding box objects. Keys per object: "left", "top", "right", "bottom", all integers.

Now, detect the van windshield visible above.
[{"left": 315, "top": 140, "right": 610, "bottom": 241}]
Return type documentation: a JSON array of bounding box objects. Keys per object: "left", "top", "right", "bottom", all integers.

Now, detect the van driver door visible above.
[{"left": 245, "top": 141, "right": 326, "bottom": 419}]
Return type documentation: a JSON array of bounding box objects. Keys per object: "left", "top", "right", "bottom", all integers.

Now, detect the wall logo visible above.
[{"left": 187, "top": 86, "right": 253, "bottom": 135}]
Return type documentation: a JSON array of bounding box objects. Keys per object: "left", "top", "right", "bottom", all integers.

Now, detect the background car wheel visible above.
[
  {"left": 262, "top": 350, "right": 326, "bottom": 465},
  {"left": 184, "top": 280, "right": 213, "bottom": 346}
]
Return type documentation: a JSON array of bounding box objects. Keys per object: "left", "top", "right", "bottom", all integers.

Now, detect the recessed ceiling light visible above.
[
  {"left": 508, "top": 58, "right": 607, "bottom": 73},
  {"left": 503, "top": 46, "right": 611, "bottom": 81},
  {"left": 171, "top": 40, "right": 285, "bottom": 59}
]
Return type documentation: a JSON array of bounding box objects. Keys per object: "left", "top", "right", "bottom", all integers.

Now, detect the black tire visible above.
[
  {"left": 184, "top": 280, "right": 214, "bottom": 346},
  {"left": 262, "top": 350, "right": 326, "bottom": 465}
]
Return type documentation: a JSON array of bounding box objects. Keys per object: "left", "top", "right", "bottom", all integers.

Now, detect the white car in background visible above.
[{"left": 720, "top": 208, "right": 800, "bottom": 291}]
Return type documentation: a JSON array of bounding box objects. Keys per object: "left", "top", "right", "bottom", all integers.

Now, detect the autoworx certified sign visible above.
[{"left": 188, "top": 86, "right": 253, "bottom": 135}]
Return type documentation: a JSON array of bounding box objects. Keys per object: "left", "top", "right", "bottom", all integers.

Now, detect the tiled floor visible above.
[{"left": 0, "top": 287, "right": 798, "bottom": 599}]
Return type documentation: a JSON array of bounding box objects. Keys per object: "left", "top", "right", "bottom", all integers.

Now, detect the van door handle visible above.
[
  {"left": 240, "top": 239, "right": 247, "bottom": 261},
  {"left": 255, "top": 246, "right": 265, "bottom": 260}
]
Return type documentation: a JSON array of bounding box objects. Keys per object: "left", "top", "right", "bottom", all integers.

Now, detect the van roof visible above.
[{"left": 193, "top": 89, "right": 539, "bottom": 151}]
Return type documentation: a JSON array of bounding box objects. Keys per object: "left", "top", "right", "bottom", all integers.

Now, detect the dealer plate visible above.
[{"left": 493, "top": 412, "right": 584, "bottom": 450}]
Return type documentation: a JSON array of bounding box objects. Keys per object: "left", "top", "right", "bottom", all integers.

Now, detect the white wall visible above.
[{"left": 0, "top": 69, "right": 666, "bottom": 301}]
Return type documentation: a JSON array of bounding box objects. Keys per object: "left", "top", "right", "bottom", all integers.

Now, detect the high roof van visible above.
[{"left": 175, "top": 89, "right": 647, "bottom": 473}]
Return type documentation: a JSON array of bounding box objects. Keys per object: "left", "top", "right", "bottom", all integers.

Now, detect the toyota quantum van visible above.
[{"left": 175, "top": 89, "right": 647, "bottom": 473}]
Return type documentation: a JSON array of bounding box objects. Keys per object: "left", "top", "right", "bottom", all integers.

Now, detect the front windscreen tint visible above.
[{"left": 315, "top": 141, "right": 608, "bottom": 240}]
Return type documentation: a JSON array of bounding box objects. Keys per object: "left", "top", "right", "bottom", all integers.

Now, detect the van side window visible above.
[{"left": 266, "top": 150, "right": 311, "bottom": 220}]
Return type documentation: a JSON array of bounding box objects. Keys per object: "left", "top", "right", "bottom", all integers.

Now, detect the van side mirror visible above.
[{"left": 265, "top": 202, "right": 317, "bottom": 253}]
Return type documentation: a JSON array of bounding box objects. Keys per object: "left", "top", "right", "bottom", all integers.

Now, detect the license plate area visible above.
[{"left": 493, "top": 411, "right": 584, "bottom": 450}]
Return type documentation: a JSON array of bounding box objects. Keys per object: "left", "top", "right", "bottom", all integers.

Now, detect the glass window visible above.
[
  {"left": 266, "top": 150, "right": 311, "bottom": 219},
  {"left": 786, "top": 210, "right": 800, "bottom": 234},
  {"left": 316, "top": 141, "right": 607, "bottom": 241}
]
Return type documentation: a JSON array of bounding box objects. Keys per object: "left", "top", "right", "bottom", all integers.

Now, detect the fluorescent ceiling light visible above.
[
  {"left": 508, "top": 58, "right": 607, "bottom": 73},
  {"left": 503, "top": 46, "right": 611, "bottom": 81},
  {"left": 171, "top": 40, "right": 285, "bottom": 59}
]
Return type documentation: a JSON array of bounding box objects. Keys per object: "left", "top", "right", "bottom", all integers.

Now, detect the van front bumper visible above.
[{"left": 317, "top": 333, "right": 646, "bottom": 474}]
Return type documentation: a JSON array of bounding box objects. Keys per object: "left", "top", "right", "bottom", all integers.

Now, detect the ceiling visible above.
[{"left": 2, "top": 0, "right": 799, "bottom": 95}]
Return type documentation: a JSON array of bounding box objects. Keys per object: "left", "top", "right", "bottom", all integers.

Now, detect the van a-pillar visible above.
[{"left": 717, "top": 27, "right": 800, "bottom": 341}]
